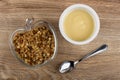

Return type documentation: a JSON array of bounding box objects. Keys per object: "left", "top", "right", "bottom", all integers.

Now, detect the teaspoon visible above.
[{"left": 59, "top": 44, "right": 108, "bottom": 73}]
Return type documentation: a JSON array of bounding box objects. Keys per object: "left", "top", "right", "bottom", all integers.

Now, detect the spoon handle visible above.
[{"left": 75, "top": 44, "right": 108, "bottom": 64}]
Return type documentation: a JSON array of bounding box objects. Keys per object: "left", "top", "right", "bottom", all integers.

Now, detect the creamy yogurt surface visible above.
[{"left": 64, "top": 9, "right": 94, "bottom": 41}]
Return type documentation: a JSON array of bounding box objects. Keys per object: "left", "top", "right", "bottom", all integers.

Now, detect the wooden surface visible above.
[{"left": 0, "top": 0, "right": 120, "bottom": 80}]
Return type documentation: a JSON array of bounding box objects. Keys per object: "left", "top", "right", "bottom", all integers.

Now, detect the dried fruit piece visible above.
[{"left": 13, "top": 26, "right": 55, "bottom": 66}]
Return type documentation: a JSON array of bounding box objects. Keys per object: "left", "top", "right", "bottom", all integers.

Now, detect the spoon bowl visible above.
[{"left": 59, "top": 61, "right": 74, "bottom": 73}]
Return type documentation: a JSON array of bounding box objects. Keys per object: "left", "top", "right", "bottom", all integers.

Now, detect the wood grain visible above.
[{"left": 0, "top": 0, "right": 120, "bottom": 80}]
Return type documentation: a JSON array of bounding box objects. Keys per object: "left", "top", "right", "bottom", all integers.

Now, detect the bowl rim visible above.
[{"left": 59, "top": 4, "right": 100, "bottom": 45}]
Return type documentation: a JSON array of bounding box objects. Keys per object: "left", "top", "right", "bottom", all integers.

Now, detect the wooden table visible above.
[{"left": 0, "top": 0, "right": 120, "bottom": 80}]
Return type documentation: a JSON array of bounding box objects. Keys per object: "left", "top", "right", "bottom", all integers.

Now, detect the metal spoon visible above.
[{"left": 59, "top": 44, "right": 108, "bottom": 73}]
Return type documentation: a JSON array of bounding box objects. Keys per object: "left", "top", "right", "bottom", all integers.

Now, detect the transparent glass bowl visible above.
[{"left": 9, "top": 18, "right": 58, "bottom": 68}]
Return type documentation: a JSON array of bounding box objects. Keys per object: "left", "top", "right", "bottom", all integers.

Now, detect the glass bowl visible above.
[{"left": 9, "top": 18, "right": 58, "bottom": 68}]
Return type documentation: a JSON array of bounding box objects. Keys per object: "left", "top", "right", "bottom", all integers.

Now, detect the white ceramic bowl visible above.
[{"left": 59, "top": 4, "right": 100, "bottom": 45}]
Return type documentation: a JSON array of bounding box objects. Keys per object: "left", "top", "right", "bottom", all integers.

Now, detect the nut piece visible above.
[{"left": 13, "top": 26, "right": 55, "bottom": 66}]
